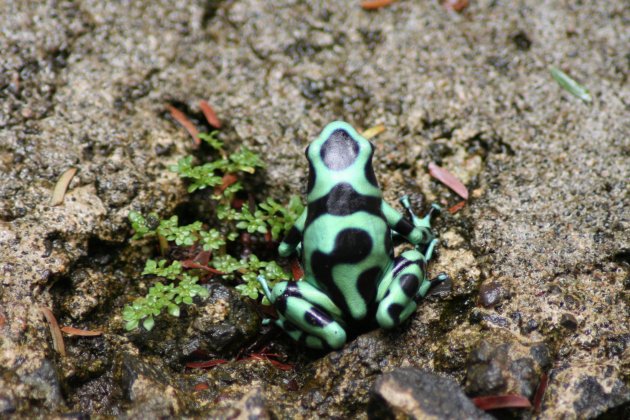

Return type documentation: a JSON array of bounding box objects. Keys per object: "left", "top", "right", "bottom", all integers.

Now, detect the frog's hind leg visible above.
[
  {"left": 273, "top": 317, "right": 335, "bottom": 350},
  {"left": 375, "top": 249, "right": 429, "bottom": 329},
  {"left": 258, "top": 277, "right": 347, "bottom": 350}
]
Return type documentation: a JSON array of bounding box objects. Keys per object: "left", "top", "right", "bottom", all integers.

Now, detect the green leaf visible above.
[
  {"left": 171, "top": 157, "right": 226, "bottom": 192},
  {"left": 212, "top": 254, "right": 245, "bottom": 276},
  {"left": 125, "top": 319, "right": 139, "bottom": 331},
  {"left": 142, "top": 260, "right": 182, "bottom": 280},
  {"left": 128, "top": 211, "right": 159, "bottom": 239},
  {"left": 200, "top": 229, "right": 226, "bottom": 251},
  {"left": 198, "top": 132, "right": 224, "bottom": 150},
  {"left": 143, "top": 317, "right": 155, "bottom": 331},
  {"left": 167, "top": 304, "right": 180, "bottom": 317},
  {"left": 197, "top": 287, "right": 209, "bottom": 298},
  {"left": 227, "top": 147, "right": 264, "bottom": 173},
  {"left": 550, "top": 66, "right": 592, "bottom": 103}
]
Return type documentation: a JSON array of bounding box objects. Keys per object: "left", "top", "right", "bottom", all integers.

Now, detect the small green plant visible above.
[
  {"left": 124, "top": 130, "right": 304, "bottom": 331},
  {"left": 123, "top": 260, "right": 208, "bottom": 331},
  {"left": 171, "top": 131, "right": 264, "bottom": 193}
]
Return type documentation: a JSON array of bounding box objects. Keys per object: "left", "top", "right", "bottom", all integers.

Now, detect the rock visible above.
[
  {"left": 559, "top": 313, "right": 579, "bottom": 331},
  {"left": 20, "top": 359, "right": 65, "bottom": 410},
  {"left": 469, "top": 308, "right": 510, "bottom": 328},
  {"left": 546, "top": 368, "right": 630, "bottom": 419},
  {"left": 370, "top": 368, "right": 491, "bottom": 419},
  {"left": 208, "top": 387, "right": 270, "bottom": 419},
  {"left": 573, "top": 376, "right": 629, "bottom": 418},
  {"left": 0, "top": 394, "right": 16, "bottom": 416},
  {"left": 116, "top": 352, "right": 189, "bottom": 417},
  {"left": 190, "top": 283, "right": 260, "bottom": 354},
  {"left": 466, "top": 340, "right": 549, "bottom": 399},
  {"left": 127, "top": 283, "right": 260, "bottom": 368},
  {"left": 477, "top": 280, "right": 507, "bottom": 308},
  {"left": 295, "top": 331, "right": 391, "bottom": 418}
]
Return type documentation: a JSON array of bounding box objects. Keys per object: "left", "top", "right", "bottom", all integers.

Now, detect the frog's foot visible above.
[
  {"left": 417, "top": 272, "right": 449, "bottom": 298},
  {"left": 399, "top": 196, "right": 441, "bottom": 229},
  {"left": 262, "top": 279, "right": 347, "bottom": 349},
  {"left": 376, "top": 249, "right": 427, "bottom": 329},
  {"left": 400, "top": 196, "right": 441, "bottom": 249},
  {"left": 424, "top": 237, "right": 439, "bottom": 262}
]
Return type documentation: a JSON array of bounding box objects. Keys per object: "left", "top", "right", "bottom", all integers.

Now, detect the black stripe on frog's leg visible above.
[
  {"left": 320, "top": 129, "right": 360, "bottom": 170},
  {"left": 384, "top": 230, "right": 394, "bottom": 259},
  {"left": 393, "top": 217, "right": 414, "bottom": 236},
  {"left": 399, "top": 273, "right": 420, "bottom": 298},
  {"left": 393, "top": 256, "right": 413, "bottom": 278},
  {"left": 387, "top": 303, "right": 404, "bottom": 324},
  {"left": 304, "top": 307, "right": 334, "bottom": 327},
  {"left": 282, "top": 226, "right": 302, "bottom": 247},
  {"left": 306, "top": 183, "right": 382, "bottom": 225},
  {"left": 274, "top": 282, "right": 303, "bottom": 314}
]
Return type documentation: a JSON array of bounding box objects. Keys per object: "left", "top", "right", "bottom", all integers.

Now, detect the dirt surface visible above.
[{"left": 0, "top": 0, "right": 628, "bottom": 418}]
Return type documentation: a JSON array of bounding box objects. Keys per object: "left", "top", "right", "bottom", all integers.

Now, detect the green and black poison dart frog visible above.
[{"left": 258, "top": 121, "right": 443, "bottom": 350}]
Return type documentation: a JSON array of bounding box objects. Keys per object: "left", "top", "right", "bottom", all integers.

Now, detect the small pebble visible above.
[{"left": 560, "top": 313, "right": 578, "bottom": 331}]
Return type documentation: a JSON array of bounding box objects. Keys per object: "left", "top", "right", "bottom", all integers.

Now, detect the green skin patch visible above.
[{"left": 259, "top": 121, "right": 442, "bottom": 350}]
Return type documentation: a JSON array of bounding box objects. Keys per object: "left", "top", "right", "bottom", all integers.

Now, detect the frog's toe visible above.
[
  {"left": 424, "top": 238, "right": 439, "bottom": 261},
  {"left": 278, "top": 242, "right": 293, "bottom": 257}
]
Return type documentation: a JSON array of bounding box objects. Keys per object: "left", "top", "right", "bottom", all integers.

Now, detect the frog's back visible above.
[{"left": 301, "top": 122, "right": 394, "bottom": 321}]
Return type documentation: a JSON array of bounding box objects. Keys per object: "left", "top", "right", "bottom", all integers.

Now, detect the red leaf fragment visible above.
[
  {"left": 291, "top": 259, "right": 304, "bottom": 280},
  {"left": 268, "top": 359, "right": 294, "bottom": 371},
  {"left": 533, "top": 373, "right": 549, "bottom": 413},
  {"left": 472, "top": 395, "right": 532, "bottom": 411},
  {"left": 240, "top": 353, "right": 294, "bottom": 371},
  {"left": 193, "top": 250, "right": 212, "bottom": 267},
  {"left": 51, "top": 167, "right": 77, "bottom": 206},
  {"left": 214, "top": 173, "right": 238, "bottom": 195},
  {"left": 60, "top": 326, "right": 103, "bottom": 336},
  {"left": 40, "top": 307, "right": 66, "bottom": 357},
  {"left": 428, "top": 162, "right": 469, "bottom": 200},
  {"left": 193, "top": 382, "right": 210, "bottom": 391},
  {"left": 448, "top": 201, "right": 466, "bottom": 214},
  {"left": 361, "top": 0, "right": 396, "bottom": 10},
  {"left": 180, "top": 260, "right": 224, "bottom": 274},
  {"left": 166, "top": 104, "right": 200, "bottom": 146},
  {"left": 185, "top": 359, "right": 228, "bottom": 369},
  {"left": 442, "top": 0, "right": 469, "bottom": 13},
  {"left": 199, "top": 100, "right": 222, "bottom": 129}
]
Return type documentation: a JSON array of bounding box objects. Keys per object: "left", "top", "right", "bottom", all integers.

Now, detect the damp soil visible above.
[{"left": 0, "top": 1, "right": 628, "bottom": 418}]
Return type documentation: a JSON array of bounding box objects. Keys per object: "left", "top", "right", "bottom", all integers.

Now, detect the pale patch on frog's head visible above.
[{"left": 305, "top": 121, "right": 378, "bottom": 193}]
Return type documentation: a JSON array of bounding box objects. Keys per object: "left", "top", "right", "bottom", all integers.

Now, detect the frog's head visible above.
[{"left": 305, "top": 121, "right": 378, "bottom": 193}]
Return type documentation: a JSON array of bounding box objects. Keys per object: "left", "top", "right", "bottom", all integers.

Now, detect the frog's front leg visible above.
[
  {"left": 399, "top": 195, "right": 441, "bottom": 260},
  {"left": 381, "top": 199, "right": 439, "bottom": 253},
  {"left": 278, "top": 209, "right": 307, "bottom": 257},
  {"left": 258, "top": 276, "right": 347, "bottom": 349}
]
